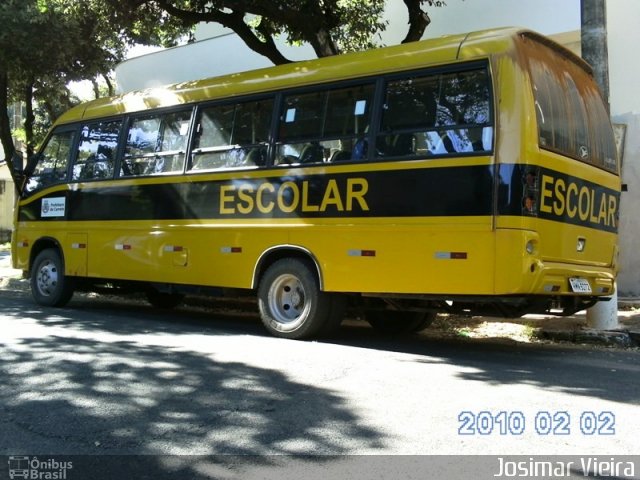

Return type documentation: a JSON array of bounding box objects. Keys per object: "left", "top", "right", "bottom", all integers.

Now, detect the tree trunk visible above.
[
  {"left": 24, "top": 78, "right": 35, "bottom": 157},
  {"left": 92, "top": 78, "right": 100, "bottom": 99},
  {"left": 103, "top": 74, "right": 114, "bottom": 97},
  {"left": 310, "top": 29, "right": 340, "bottom": 57},
  {"left": 0, "top": 68, "right": 16, "bottom": 169},
  {"left": 401, "top": 0, "right": 431, "bottom": 44}
]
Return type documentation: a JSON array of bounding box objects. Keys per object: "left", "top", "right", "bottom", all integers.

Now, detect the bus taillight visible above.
[{"left": 522, "top": 167, "right": 540, "bottom": 216}]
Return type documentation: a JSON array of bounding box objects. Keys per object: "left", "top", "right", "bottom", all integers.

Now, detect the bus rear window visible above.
[{"left": 523, "top": 36, "right": 618, "bottom": 173}]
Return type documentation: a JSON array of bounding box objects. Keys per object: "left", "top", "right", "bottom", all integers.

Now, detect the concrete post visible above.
[
  {"left": 581, "top": 0, "right": 610, "bottom": 105},
  {"left": 581, "top": 0, "right": 619, "bottom": 329},
  {"left": 587, "top": 290, "right": 619, "bottom": 330}
]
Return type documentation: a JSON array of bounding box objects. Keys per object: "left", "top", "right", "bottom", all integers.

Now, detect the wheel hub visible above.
[
  {"left": 36, "top": 261, "right": 58, "bottom": 297},
  {"left": 270, "top": 274, "right": 306, "bottom": 324}
]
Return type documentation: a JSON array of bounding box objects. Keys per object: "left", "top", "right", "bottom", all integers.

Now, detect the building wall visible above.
[
  {"left": 0, "top": 164, "right": 14, "bottom": 243},
  {"left": 115, "top": 0, "right": 581, "bottom": 94},
  {"left": 608, "top": 0, "right": 640, "bottom": 296}
]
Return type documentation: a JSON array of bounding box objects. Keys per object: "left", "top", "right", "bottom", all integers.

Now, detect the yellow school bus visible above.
[{"left": 10, "top": 28, "right": 620, "bottom": 339}]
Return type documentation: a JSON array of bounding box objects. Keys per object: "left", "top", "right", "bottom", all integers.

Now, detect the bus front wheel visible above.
[
  {"left": 258, "top": 258, "right": 341, "bottom": 339},
  {"left": 30, "top": 248, "right": 74, "bottom": 307}
]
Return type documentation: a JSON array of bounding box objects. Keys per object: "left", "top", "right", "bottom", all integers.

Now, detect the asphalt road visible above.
[{"left": 1, "top": 286, "right": 639, "bottom": 478}]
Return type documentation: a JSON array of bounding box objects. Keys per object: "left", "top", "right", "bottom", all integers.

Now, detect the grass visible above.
[{"left": 428, "top": 314, "right": 543, "bottom": 343}]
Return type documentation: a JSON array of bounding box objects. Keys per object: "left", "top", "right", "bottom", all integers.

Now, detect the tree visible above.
[
  {"left": 1, "top": 0, "right": 449, "bottom": 175},
  {"left": 106, "top": 0, "right": 447, "bottom": 65},
  {"left": 0, "top": 0, "right": 188, "bottom": 173}
]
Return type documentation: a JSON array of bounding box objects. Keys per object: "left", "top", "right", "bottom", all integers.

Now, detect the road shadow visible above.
[
  {"left": 0, "top": 327, "right": 385, "bottom": 459},
  {"left": 3, "top": 291, "right": 640, "bottom": 414},
  {"left": 1, "top": 291, "right": 266, "bottom": 338}
]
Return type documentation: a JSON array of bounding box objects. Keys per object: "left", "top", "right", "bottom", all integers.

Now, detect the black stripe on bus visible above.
[
  {"left": 19, "top": 163, "right": 619, "bottom": 233},
  {"left": 20, "top": 165, "right": 495, "bottom": 221},
  {"left": 497, "top": 164, "right": 619, "bottom": 233}
]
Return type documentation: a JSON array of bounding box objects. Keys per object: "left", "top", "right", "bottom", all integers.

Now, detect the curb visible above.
[{"left": 537, "top": 328, "right": 639, "bottom": 348}]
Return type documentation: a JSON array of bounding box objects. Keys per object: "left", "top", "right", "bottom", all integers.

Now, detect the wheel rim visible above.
[
  {"left": 268, "top": 273, "right": 309, "bottom": 328},
  {"left": 36, "top": 259, "right": 58, "bottom": 297}
]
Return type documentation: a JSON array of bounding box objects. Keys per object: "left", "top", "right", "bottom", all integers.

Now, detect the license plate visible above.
[{"left": 569, "top": 277, "right": 592, "bottom": 294}]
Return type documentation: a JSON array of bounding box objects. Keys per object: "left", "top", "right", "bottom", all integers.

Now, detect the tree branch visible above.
[
  {"left": 156, "top": 0, "right": 293, "bottom": 64},
  {"left": 401, "top": 0, "right": 432, "bottom": 44},
  {"left": 24, "top": 77, "right": 35, "bottom": 157},
  {"left": 103, "top": 73, "right": 114, "bottom": 97},
  {"left": 238, "top": 1, "right": 341, "bottom": 56}
]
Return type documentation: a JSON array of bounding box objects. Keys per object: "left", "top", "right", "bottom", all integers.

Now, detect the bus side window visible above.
[
  {"left": 121, "top": 110, "right": 191, "bottom": 177},
  {"left": 73, "top": 120, "right": 120, "bottom": 181},
  {"left": 189, "top": 98, "right": 273, "bottom": 171},
  {"left": 378, "top": 68, "right": 492, "bottom": 159},
  {"left": 275, "top": 84, "right": 374, "bottom": 166}
]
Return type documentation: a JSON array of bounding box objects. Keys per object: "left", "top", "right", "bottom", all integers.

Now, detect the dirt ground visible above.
[{"left": 427, "top": 308, "right": 640, "bottom": 344}]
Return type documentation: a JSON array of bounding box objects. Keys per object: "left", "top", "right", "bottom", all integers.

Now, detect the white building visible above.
[{"left": 117, "top": 0, "right": 585, "bottom": 91}]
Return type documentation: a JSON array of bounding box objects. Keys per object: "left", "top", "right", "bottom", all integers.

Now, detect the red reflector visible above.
[
  {"left": 552, "top": 285, "right": 561, "bottom": 292},
  {"left": 450, "top": 252, "right": 467, "bottom": 259},
  {"left": 123, "top": 244, "right": 132, "bottom": 250},
  {"left": 361, "top": 250, "right": 376, "bottom": 257},
  {"left": 173, "top": 246, "right": 183, "bottom": 252},
  {"left": 231, "top": 247, "right": 242, "bottom": 253}
]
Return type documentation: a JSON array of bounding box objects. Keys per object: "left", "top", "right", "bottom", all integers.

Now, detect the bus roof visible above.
[{"left": 56, "top": 27, "right": 579, "bottom": 125}]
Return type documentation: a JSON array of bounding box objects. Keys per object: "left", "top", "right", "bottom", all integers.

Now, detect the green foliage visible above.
[
  {"left": 332, "top": 0, "right": 388, "bottom": 52},
  {"left": 0, "top": 0, "right": 189, "bottom": 163},
  {"left": 0, "top": 0, "right": 450, "bottom": 166},
  {"left": 246, "top": 0, "right": 388, "bottom": 53},
  {"left": 103, "top": 0, "right": 397, "bottom": 61}
]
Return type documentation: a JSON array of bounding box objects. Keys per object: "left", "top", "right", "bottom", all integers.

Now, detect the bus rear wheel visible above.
[
  {"left": 258, "top": 258, "right": 343, "bottom": 339},
  {"left": 30, "top": 248, "right": 74, "bottom": 307},
  {"left": 366, "top": 310, "right": 436, "bottom": 334}
]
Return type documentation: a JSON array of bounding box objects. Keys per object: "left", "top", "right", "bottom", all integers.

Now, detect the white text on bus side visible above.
[
  {"left": 219, "top": 178, "right": 370, "bottom": 215},
  {"left": 539, "top": 174, "right": 617, "bottom": 227}
]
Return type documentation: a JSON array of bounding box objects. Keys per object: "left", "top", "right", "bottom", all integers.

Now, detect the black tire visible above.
[
  {"left": 258, "top": 258, "right": 341, "bottom": 339},
  {"left": 366, "top": 310, "right": 436, "bottom": 334},
  {"left": 30, "top": 248, "right": 74, "bottom": 307},
  {"left": 146, "top": 289, "right": 184, "bottom": 309},
  {"left": 319, "top": 293, "right": 347, "bottom": 337}
]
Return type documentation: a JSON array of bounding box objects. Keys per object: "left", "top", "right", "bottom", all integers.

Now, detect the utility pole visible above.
[
  {"left": 581, "top": 0, "right": 618, "bottom": 330},
  {"left": 581, "top": 0, "right": 610, "bottom": 105}
]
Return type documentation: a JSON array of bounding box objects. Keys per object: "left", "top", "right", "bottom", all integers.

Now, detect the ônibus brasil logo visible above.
[{"left": 8, "top": 456, "right": 73, "bottom": 479}]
